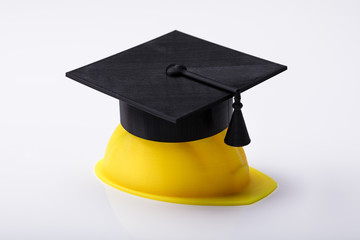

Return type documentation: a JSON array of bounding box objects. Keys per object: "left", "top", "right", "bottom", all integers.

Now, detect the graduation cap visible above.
[
  {"left": 66, "top": 30, "right": 287, "bottom": 147},
  {"left": 66, "top": 31, "right": 288, "bottom": 205}
]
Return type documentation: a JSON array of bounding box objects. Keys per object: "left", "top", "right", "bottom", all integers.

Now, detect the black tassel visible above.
[
  {"left": 224, "top": 92, "right": 251, "bottom": 147},
  {"left": 165, "top": 64, "right": 251, "bottom": 147}
]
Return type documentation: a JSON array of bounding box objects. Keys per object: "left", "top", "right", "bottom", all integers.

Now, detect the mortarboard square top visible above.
[{"left": 66, "top": 30, "right": 286, "bottom": 123}]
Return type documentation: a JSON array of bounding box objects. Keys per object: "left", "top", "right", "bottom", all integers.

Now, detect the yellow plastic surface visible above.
[{"left": 95, "top": 124, "right": 277, "bottom": 205}]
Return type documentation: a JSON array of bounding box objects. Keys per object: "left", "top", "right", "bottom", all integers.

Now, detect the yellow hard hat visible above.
[{"left": 95, "top": 124, "right": 277, "bottom": 206}]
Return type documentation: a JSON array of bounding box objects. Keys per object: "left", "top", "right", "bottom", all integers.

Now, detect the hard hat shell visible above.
[{"left": 95, "top": 124, "right": 277, "bottom": 205}]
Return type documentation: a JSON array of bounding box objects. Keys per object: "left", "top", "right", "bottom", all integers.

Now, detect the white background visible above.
[{"left": 1, "top": 0, "right": 359, "bottom": 239}]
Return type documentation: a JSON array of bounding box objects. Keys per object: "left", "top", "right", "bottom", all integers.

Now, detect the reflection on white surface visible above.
[
  {"left": 103, "top": 184, "right": 250, "bottom": 240},
  {"left": 102, "top": 165, "right": 360, "bottom": 240}
]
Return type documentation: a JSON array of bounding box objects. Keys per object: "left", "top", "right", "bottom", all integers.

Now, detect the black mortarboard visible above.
[{"left": 66, "top": 30, "right": 287, "bottom": 147}]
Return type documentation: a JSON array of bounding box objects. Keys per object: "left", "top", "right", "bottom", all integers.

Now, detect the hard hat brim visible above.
[{"left": 95, "top": 159, "right": 277, "bottom": 206}]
